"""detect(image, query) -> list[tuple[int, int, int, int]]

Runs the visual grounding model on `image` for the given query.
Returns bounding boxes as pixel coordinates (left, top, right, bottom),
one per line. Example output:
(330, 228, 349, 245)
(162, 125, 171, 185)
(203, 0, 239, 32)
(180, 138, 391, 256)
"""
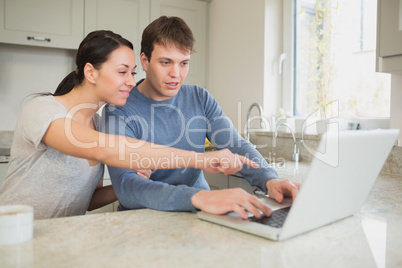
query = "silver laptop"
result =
(198, 129, 399, 241)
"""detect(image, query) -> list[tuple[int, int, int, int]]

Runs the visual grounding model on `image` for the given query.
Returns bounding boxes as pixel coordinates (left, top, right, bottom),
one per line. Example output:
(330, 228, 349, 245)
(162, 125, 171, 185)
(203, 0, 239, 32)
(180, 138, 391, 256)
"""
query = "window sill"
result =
(246, 117, 390, 140)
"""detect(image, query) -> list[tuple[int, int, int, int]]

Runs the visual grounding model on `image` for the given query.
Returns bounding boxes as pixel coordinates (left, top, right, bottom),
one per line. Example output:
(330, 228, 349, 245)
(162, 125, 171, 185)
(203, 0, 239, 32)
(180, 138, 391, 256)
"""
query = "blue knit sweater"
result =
(102, 79, 278, 212)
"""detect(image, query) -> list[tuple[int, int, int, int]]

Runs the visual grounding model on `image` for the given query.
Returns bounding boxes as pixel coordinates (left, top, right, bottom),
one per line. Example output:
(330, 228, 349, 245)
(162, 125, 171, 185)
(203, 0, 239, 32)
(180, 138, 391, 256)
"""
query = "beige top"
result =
(0, 96, 103, 219)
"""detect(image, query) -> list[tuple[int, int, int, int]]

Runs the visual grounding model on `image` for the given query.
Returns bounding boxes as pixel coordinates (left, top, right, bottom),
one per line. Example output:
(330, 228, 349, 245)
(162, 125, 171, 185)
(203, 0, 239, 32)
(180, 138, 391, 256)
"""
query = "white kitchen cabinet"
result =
(376, 0, 402, 74)
(84, 0, 150, 79)
(0, 162, 8, 186)
(150, 0, 208, 87)
(0, 0, 208, 84)
(0, 0, 84, 49)
(86, 167, 119, 214)
(84, 0, 208, 84)
(204, 173, 228, 190)
(228, 174, 256, 194)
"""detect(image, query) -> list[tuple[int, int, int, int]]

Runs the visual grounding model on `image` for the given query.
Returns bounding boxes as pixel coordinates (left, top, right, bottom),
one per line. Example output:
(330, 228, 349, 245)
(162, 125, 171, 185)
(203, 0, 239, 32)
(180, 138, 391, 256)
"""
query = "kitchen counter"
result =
(0, 170, 401, 268)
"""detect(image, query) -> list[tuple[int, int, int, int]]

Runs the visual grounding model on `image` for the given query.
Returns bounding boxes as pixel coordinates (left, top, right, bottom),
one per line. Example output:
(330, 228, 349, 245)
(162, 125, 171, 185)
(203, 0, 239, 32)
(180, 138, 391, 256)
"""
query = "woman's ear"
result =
(83, 63, 98, 84)
(140, 53, 149, 72)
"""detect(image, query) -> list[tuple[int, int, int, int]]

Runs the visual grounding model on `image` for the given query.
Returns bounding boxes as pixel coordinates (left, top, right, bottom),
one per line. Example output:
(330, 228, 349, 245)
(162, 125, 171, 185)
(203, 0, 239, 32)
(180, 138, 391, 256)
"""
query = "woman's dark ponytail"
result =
(54, 70, 80, 96)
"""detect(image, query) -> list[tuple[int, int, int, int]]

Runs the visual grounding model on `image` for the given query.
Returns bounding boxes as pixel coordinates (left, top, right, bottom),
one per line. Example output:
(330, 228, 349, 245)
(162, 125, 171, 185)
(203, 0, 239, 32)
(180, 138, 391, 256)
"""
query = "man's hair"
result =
(141, 16, 195, 60)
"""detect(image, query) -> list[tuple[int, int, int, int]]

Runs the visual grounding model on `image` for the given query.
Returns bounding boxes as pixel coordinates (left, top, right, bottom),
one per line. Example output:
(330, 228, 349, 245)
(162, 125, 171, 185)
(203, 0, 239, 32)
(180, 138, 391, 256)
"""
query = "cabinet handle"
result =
(27, 36, 51, 42)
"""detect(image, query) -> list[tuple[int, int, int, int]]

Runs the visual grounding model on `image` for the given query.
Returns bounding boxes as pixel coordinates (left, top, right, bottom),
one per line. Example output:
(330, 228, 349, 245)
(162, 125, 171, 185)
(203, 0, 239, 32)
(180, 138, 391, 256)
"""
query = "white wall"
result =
(0, 43, 75, 130)
(208, 0, 282, 134)
(391, 75, 402, 144)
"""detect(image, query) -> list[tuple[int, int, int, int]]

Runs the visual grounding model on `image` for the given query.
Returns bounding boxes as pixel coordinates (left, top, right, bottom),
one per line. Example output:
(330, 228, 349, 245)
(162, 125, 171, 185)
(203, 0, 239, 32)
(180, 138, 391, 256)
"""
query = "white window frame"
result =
(282, 0, 295, 117)
(281, 0, 390, 131)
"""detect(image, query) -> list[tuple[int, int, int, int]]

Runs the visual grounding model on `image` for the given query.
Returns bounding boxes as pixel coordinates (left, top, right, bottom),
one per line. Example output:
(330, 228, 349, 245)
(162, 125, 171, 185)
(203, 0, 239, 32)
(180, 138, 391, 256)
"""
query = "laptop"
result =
(198, 129, 399, 241)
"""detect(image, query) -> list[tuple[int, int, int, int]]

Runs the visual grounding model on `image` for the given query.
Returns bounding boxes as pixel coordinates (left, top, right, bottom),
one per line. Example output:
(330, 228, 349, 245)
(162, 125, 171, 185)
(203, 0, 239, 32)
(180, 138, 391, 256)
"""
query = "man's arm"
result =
(107, 165, 202, 211)
(101, 102, 263, 211)
(201, 88, 300, 200)
(201, 89, 276, 191)
(108, 164, 275, 218)
(101, 104, 202, 211)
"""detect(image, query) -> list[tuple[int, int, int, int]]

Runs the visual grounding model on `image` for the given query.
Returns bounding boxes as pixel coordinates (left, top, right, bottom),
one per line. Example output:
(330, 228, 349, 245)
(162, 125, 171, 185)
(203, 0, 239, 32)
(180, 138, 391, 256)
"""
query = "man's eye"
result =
(131, 72, 137, 76)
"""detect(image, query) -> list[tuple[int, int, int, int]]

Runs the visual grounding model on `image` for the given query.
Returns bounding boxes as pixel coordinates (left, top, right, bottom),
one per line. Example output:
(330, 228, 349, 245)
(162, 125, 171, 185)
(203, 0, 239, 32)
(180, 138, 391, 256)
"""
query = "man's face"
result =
(140, 43, 190, 101)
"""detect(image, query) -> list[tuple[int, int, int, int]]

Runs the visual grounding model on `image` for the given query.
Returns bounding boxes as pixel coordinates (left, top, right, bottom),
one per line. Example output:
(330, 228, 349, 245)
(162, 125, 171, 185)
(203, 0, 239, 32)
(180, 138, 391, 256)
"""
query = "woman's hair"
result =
(54, 30, 133, 96)
(141, 16, 195, 61)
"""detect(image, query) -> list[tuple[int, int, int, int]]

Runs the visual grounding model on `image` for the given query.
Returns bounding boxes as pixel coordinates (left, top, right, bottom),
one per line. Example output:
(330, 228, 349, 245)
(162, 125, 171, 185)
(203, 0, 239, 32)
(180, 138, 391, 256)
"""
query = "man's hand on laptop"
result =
(266, 179, 301, 202)
(191, 188, 272, 220)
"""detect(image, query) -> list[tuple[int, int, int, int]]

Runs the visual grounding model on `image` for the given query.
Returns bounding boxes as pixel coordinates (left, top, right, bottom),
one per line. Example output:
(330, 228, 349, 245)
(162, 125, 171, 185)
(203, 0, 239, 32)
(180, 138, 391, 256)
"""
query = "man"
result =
(103, 16, 300, 219)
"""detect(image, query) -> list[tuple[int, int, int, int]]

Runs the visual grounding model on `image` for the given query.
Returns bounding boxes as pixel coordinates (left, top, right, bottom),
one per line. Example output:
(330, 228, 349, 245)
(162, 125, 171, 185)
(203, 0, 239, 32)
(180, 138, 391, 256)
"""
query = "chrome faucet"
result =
(274, 123, 300, 162)
(246, 103, 264, 142)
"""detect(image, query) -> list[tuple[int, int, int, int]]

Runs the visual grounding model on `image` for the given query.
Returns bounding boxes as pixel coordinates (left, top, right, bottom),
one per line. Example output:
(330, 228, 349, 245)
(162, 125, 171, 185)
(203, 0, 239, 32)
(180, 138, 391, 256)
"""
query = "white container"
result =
(0, 205, 33, 246)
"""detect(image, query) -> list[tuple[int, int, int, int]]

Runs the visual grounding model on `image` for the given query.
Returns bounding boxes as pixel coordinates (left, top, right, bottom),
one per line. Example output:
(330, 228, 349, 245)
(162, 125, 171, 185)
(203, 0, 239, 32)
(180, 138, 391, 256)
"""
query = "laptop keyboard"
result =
(248, 207, 290, 228)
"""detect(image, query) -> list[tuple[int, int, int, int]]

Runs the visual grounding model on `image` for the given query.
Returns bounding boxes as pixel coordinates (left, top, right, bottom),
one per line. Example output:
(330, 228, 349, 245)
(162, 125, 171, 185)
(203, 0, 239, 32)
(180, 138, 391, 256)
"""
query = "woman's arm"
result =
(87, 169, 152, 211)
(42, 117, 257, 174)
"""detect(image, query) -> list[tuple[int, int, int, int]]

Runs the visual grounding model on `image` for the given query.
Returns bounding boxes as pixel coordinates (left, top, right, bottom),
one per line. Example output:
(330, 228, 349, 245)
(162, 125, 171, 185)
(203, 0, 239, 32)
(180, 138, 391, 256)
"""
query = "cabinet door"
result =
(228, 175, 256, 194)
(0, 0, 84, 49)
(0, 163, 8, 186)
(204, 173, 228, 190)
(150, 0, 208, 87)
(378, 0, 402, 57)
(85, 0, 150, 80)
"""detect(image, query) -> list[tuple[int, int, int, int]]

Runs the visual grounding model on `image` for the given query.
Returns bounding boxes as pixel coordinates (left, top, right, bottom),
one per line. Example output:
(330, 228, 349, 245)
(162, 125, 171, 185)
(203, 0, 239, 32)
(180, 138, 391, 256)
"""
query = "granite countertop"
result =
(0, 170, 401, 267)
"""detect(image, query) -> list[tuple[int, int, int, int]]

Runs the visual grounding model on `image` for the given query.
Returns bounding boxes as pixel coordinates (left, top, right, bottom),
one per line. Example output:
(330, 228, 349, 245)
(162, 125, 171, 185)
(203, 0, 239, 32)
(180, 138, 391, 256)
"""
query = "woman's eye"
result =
(131, 72, 137, 76)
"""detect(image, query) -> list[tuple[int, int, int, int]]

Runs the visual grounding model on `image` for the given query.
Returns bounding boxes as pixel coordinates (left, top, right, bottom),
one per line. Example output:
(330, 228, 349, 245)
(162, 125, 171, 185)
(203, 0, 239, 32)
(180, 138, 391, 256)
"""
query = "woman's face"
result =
(95, 46, 137, 106)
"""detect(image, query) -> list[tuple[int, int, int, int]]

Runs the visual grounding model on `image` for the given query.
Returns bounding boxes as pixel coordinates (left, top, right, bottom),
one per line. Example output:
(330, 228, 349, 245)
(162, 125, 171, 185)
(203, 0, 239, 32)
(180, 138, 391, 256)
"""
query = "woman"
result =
(0, 30, 257, 219)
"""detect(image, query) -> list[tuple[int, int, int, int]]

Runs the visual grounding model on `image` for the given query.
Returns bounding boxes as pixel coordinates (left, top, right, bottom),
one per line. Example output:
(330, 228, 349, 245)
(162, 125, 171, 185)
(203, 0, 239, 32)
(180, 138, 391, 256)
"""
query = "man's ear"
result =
(84, 63, 98, 84)
(140, 53, 149, 72)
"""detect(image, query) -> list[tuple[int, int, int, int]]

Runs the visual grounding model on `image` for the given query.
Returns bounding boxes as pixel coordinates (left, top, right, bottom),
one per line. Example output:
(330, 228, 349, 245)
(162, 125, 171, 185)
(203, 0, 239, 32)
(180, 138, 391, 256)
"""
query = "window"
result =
(283, 0, 391, 121)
